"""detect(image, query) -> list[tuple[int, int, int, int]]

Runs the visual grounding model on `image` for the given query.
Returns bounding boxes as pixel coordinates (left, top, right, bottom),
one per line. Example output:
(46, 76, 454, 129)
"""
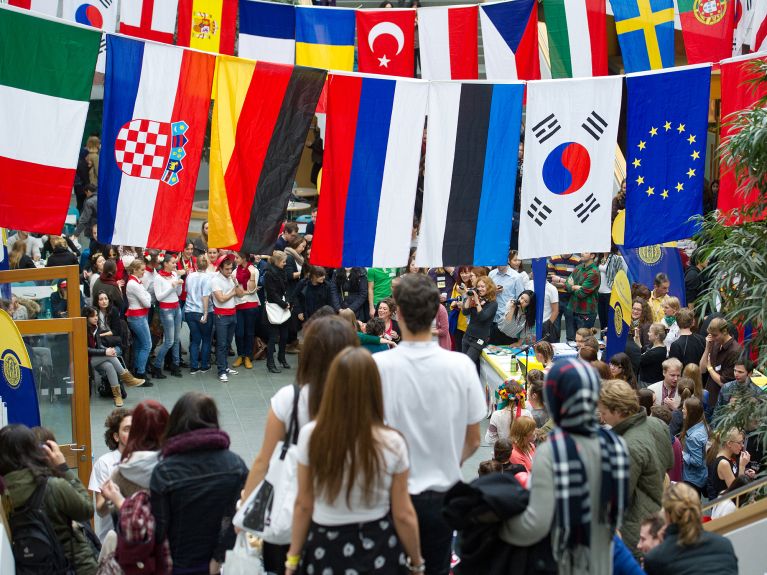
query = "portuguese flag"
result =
(0, 7, 100, 234)
(678, 0, 735, 64)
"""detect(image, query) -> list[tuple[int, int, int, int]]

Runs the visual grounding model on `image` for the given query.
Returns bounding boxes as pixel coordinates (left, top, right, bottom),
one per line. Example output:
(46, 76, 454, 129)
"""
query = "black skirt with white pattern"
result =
(299, 513, 408, 575)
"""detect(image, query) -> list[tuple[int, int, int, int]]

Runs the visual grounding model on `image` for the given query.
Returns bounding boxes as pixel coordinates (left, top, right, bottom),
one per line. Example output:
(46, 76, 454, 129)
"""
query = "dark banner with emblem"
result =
(619, 244, 686, 306)
(605, 270, 631, 362)
(0, 309, 40, 427)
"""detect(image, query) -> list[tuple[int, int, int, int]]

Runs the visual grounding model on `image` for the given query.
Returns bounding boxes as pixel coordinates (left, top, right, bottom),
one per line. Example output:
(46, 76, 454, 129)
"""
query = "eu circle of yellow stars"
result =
(631, 120, 700, 200)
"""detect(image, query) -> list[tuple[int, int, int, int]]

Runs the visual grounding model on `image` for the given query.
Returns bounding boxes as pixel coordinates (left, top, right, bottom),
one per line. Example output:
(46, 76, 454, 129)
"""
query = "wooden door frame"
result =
(0, 265, 92, 485)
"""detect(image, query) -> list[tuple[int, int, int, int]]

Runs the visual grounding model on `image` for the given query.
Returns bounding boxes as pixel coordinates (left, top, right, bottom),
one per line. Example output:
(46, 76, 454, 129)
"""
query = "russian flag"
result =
(480, 0, 540, 80)
(417, 81, 524, 267)
(418, 5, 478, 80)
(98, 36, 215, 250)
(238, 0, 295, 65)
(311, 74, 428, 268)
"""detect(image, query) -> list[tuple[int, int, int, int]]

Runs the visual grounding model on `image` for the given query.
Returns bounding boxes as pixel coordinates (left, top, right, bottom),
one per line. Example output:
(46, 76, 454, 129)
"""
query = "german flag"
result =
(208, 56, 326, 253)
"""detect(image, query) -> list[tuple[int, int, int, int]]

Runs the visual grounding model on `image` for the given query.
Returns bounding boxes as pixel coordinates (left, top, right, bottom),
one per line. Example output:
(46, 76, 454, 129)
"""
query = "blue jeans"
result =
(186, 312, 212, 370)
(235, 307, 258, 359)
(552, 292, 576, 341)
(574, 312, 597, 330)
(127, 315, 151, 374)
(214, 314, 237, 375)
(154, 306, 181, 369)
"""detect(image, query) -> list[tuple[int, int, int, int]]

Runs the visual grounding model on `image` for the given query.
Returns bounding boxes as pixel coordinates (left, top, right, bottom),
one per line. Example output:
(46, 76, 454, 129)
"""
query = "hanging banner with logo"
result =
(0, 309, 40, 427)
(605, 269, 631, 361)
(619, 244, 686, 306)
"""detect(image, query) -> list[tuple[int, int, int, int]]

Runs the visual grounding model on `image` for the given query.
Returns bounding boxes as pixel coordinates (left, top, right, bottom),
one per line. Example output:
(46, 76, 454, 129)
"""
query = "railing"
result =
(704, 475, 767, 535)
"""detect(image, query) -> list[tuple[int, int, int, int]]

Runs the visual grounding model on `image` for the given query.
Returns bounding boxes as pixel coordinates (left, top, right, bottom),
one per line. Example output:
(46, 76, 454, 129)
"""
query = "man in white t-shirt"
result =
(87, 408, 132, 542)
(526, 272, 560, 342)
(374, 274, 486, 575)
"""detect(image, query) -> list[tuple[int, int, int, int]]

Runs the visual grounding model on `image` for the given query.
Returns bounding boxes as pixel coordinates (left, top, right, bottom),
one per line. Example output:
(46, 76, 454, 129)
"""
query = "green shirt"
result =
(368, 267, 399, 305)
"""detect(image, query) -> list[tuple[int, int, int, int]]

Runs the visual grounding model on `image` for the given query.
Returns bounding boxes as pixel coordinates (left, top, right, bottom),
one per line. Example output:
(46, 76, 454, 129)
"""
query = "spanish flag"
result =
(177, 0, 237, 55)
(295, 5, 355, 72)
(208, 56, 326, 254)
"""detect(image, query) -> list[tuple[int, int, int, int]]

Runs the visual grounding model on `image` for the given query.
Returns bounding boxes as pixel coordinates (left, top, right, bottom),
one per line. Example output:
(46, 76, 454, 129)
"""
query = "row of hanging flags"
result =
(4, 0, 767, 80)
(0, 4, 766, 266)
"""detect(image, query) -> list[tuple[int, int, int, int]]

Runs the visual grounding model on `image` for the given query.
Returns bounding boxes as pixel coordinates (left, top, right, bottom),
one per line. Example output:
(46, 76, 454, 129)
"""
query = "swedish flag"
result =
(610, 0, 675, 72)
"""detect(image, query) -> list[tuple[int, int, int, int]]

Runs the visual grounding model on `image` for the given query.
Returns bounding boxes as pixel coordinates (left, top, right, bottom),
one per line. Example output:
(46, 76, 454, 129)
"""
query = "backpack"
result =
(115, 491, 172, 575)
(9, 478, 73, 575)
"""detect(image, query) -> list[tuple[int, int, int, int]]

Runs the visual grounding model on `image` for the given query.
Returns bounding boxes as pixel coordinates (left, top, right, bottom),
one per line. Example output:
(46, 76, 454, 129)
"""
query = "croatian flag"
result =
(418, 5, 478, 80)
(98, 36, 215, 250)
(479, 0, 540, 80)
(238, 0, 295, 64)
(417, 81, 524, 267)
(311, 74, 428, 268)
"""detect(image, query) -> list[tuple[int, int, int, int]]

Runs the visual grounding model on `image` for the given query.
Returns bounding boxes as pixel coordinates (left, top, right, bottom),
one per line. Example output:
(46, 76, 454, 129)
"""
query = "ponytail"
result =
(663, 482, 702, 546)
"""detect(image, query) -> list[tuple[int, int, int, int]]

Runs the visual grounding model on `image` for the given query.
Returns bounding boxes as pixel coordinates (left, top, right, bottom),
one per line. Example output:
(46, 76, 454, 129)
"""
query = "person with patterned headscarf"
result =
(500, 358, 630, 575)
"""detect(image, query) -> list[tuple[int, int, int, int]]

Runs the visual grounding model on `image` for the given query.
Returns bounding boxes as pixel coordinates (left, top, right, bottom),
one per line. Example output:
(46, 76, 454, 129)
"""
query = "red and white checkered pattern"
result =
(114, 119, 172, 180)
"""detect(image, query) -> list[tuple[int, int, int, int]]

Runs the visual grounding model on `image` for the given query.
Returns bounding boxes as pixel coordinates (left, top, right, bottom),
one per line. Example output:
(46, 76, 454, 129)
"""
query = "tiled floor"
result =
(89, 348, 494, 482)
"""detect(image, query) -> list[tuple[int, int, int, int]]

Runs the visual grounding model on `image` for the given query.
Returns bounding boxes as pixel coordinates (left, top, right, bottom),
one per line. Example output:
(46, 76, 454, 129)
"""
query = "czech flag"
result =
(311, 74, 428, 268)
(98, 36, 215, 250)
(479, 0, 540, 81)
(295, 6, 355, 72)
(418, 5, 478, 80)
(208, 57, 326, 254)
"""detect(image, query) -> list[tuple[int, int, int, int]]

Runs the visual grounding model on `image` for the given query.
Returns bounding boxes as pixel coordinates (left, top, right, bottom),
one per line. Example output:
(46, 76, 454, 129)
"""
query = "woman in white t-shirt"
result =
(485, 380, 532, 444)
(241, 315, 359, 574)
(285, 347, 423, 575)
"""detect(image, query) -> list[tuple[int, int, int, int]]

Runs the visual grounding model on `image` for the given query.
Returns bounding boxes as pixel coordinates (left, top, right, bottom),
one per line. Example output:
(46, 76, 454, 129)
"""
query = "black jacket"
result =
(151, 430, 248, 573)
(263, 264, 289, 309)
(293, 278, 335, 318)
(444, 473, 556, 575)
(330, 268, 368, 319)
(644, 524, 737, 575)
(46, 246, 79, 268)
(463, 299, 498, 347)
(285, 255, 302, 300)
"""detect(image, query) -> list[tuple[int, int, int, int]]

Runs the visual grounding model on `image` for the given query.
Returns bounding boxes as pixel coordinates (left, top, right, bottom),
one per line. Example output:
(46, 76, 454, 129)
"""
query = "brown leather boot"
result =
(119, 371, 145, 388)
(111, 385, 124, 407)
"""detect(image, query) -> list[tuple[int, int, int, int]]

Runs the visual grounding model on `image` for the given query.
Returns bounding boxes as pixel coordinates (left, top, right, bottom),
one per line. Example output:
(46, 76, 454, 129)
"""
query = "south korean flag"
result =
(519, 76, 622, 259)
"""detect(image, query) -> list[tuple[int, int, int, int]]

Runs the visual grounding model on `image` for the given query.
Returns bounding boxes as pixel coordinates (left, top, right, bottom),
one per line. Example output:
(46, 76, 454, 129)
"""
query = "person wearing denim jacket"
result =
(681, 397, 709, 494)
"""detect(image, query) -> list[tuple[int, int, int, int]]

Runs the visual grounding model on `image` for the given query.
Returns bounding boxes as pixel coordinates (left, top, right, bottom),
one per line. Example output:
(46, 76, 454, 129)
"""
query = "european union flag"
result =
(619, 245, 686, 307)
(610, 0, 675, 72)
(624, 65, 711, 248)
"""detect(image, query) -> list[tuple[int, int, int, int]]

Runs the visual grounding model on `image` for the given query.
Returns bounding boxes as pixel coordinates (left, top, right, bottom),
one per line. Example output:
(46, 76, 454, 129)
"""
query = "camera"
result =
(466, 290, 475, 297)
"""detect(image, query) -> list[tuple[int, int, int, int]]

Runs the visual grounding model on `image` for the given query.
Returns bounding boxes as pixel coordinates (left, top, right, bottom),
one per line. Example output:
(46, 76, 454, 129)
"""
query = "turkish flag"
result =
(357, 9, 416, 78)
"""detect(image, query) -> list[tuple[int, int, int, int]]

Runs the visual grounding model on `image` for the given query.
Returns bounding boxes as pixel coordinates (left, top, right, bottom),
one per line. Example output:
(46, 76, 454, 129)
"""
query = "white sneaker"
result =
(219, 373, 228, 382)
(226, 368, 238, 376)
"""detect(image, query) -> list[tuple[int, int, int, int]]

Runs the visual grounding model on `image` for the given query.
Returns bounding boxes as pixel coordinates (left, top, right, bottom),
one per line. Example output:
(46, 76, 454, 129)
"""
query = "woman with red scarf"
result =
(232, 252, 260, 370)
(152, 254, 183, 379)
(93, 259, 125, 311)
(176, 240, 198, 315)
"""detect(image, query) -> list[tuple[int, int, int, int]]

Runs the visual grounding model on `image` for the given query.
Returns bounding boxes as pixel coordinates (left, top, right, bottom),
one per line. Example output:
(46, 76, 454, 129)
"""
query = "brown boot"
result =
(233, 356, 244, 368)
(111, 385, 124, 408)
(119, 371, 145, 388)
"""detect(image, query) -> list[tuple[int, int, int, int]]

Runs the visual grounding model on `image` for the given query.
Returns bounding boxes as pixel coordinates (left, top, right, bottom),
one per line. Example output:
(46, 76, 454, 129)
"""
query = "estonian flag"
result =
(417, 81, 524, 267)
(310, 74, 428, 268)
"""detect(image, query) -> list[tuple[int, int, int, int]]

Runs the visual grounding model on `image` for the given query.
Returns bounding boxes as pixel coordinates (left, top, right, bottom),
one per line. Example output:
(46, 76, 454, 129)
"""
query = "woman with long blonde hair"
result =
(644, 482, 737, 574)
(9, 240, 35, 270)
(286, 347, 423, 574)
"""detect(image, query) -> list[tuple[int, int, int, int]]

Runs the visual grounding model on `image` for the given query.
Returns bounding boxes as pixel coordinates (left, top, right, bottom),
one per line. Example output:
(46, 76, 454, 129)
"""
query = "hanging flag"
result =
(0, 8, 99, 235)
(238, 0, 294, 64)
(177, 0, 237, 55)
(605, 269, 631, 361)
(619, 244, 686, 305)
(208, 57, 325, 254)
(0, 309, 40, 427)
(6, 0, 57, 15)
(417, 81, 524, 267)
(732, 0, 753, 55)
(119, 0, 178, 44)
(62, 0, 118, 73)
(357, 9, 416, 77)
(678, 0, 735, 64)
(718, 52, 767, 223)
(750, 2, 767, 51)
(479, 0, 540, 80)
(418, 5, 478, 80)
(532, 257, 547, 340)
(624, 65, 710, 248)
(610, 0, 675, 72)
(311, 74, 427, 268)
(295, 5, 355, 72)
(98, 36, 215, 250)
(518, 76, 622, 259)
(0, 228, 10, 301)
(543, 0, 608, 78)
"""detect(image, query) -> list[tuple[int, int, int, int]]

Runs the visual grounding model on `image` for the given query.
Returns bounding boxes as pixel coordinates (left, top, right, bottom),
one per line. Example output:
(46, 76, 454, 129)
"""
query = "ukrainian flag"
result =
(295, 6, 355, 72)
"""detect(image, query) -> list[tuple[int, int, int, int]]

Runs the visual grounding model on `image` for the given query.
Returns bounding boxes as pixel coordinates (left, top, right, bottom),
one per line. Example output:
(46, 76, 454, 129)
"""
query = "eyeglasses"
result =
(728, 440, 745, 446)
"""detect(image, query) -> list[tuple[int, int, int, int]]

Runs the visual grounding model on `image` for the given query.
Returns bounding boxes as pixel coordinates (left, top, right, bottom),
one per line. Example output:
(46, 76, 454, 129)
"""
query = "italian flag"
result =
(543, 0, 608, 78)
(0, 7, 100, 234)
(678, 0, 735, 64)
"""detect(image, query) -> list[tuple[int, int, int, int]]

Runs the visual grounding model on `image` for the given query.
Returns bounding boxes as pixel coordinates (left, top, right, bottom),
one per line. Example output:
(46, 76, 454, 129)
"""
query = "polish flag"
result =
(418, 5, 478, 80)
(357, 9, 416, 77)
